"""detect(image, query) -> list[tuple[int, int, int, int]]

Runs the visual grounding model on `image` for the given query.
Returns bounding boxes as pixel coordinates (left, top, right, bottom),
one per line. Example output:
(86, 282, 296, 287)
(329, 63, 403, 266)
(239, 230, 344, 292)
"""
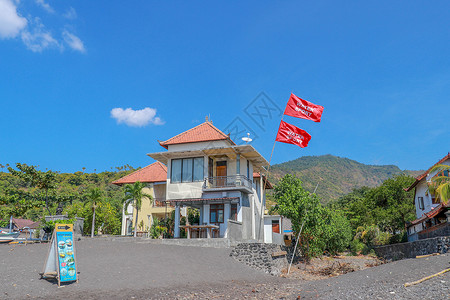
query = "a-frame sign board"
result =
(42, 224, 78, 287)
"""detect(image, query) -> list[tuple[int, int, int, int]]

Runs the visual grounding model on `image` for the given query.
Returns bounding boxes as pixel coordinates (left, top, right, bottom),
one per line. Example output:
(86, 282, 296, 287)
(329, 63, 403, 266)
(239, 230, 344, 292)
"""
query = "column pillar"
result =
(174, 204, 180, 238)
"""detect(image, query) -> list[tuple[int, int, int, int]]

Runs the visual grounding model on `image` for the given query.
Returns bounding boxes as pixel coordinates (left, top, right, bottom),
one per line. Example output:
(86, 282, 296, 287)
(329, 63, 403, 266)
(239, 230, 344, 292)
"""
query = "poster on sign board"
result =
(41, 224, 78, 286)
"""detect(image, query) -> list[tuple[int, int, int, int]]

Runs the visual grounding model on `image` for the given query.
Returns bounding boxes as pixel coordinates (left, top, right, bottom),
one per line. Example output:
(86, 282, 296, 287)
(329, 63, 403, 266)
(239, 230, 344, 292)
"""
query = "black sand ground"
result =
(1, 238, 449, 299)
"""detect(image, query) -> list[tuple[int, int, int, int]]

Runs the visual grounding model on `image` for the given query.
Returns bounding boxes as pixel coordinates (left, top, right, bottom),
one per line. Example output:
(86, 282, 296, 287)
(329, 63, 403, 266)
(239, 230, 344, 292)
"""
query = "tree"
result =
(273, 174, 351, 257)
(8, 163, 56, 214)
(429, 164, 450, 204)
(122, 181, 152, 237)
(85, 187, 103, 238)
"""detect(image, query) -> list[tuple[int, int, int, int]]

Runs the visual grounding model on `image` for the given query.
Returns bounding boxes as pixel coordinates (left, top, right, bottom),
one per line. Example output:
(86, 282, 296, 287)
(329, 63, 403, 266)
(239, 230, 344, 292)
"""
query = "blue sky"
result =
(0, 1, 449, 173)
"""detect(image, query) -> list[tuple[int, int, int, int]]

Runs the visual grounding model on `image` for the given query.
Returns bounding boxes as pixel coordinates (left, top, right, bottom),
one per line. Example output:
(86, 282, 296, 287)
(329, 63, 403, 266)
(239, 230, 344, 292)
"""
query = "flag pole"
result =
(257, 114, 284, 241)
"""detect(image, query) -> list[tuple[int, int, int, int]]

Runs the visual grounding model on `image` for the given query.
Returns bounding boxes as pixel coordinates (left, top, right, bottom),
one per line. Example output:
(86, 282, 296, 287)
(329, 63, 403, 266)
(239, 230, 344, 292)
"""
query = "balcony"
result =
(153, 199, 174, 208)
(202, 175, 253, 194)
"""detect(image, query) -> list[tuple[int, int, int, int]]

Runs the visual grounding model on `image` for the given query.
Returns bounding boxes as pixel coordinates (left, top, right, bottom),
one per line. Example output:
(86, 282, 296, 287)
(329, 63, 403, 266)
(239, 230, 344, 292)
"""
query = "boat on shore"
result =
(0, 231, 20, 243)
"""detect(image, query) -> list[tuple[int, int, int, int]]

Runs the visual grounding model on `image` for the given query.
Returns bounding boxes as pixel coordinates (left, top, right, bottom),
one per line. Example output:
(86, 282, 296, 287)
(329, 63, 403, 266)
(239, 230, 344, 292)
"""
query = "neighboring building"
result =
(406, 153, 450, 241)
(112, 161, 174, 236)
(146, 120, 272, 241)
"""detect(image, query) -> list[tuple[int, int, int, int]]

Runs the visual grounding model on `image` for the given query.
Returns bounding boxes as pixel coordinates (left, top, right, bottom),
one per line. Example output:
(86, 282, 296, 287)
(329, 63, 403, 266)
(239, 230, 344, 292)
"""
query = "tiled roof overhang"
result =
(409, 202, 450, 226)
(406, 152, 450, 192)
(112, 161, 167, 185)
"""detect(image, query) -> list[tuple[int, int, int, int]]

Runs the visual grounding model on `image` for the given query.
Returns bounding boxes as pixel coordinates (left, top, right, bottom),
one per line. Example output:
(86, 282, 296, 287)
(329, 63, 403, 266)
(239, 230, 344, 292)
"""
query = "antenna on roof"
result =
(205, 115, 212, 124)
(241, 133, 252, 144)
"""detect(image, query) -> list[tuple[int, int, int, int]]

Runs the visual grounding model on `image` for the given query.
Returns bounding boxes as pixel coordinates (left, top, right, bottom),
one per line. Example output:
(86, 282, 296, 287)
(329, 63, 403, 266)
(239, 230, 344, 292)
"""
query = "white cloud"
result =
(0, 0, 27, 39)
(20, 18, 61, 52)
(62, 30, 85, 53)
(0, 1, 86, 54)
(111, 107, 165, 127)
(63, 7, 77, 20)
(35, 0, 54, 13)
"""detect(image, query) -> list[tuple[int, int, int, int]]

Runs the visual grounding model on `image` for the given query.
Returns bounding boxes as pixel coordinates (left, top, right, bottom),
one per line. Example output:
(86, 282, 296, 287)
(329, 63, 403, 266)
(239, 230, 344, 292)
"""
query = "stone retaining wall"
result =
(230, 243, 289, 275)
(374, 236, 450, 261)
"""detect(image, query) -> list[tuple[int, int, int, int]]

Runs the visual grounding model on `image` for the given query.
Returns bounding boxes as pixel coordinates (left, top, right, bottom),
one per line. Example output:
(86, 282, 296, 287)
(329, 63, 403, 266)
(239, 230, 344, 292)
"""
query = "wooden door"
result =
(216, 161, 227, 187)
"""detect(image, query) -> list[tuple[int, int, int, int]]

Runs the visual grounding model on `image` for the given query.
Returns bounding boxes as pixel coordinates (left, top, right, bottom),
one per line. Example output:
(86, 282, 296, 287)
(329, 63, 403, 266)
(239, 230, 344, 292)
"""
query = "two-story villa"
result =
(112, 161, 174, 236)
(144, 120, 271, 241)
(406, 152, 450, 241)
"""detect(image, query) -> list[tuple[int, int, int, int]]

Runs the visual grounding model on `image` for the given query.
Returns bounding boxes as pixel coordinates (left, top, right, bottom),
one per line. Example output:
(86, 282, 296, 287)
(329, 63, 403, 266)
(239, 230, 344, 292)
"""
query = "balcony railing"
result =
(203, 175, 253, 191)
(153, 198, 173, 207)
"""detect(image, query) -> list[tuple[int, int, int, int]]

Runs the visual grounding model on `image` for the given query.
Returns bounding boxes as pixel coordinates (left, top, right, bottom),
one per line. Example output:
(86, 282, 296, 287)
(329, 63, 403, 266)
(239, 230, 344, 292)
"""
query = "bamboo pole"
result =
(404, 268, 450, 287)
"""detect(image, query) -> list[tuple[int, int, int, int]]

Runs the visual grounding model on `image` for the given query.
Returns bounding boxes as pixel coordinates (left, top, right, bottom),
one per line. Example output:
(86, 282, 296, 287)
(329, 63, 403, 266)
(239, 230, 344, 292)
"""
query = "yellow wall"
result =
(131, 184, 174, 231)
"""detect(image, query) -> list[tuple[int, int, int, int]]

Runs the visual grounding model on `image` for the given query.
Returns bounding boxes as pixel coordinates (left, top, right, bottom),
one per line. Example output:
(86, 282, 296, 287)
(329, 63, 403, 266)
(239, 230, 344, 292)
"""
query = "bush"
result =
(323, 209, 353, 254)
(350, 239, 366, 255)
(149, 218, 167, 239)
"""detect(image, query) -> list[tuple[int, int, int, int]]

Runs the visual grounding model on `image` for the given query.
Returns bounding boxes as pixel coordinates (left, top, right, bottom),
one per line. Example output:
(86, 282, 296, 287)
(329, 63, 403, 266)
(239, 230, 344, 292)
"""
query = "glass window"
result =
(171, 157, 204, 183)
(210, 204, 224, 224)
(418, 197, 424, 210)
(210, 211, 217, 223)
(193, 157, 204, 181)
(171, 159, 182, 183)
(247, 160, 250, 178)
(231, 204, 237, 221)
(182, 159, 193, 182)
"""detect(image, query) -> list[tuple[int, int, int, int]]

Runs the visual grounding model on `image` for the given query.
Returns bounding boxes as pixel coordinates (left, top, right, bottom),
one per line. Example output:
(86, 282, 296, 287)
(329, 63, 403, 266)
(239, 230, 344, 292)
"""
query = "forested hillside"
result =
(269, 155, 422, 203)
(0, 164, 137, 235)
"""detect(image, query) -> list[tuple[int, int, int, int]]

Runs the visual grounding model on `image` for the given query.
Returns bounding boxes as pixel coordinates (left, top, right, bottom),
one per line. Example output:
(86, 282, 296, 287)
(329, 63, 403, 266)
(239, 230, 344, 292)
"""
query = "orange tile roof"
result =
(112, 161, 167, 185)
(406, 152, 450, 191)
(253, 172, 273, 189)
(159, 121, 235, 149)
(409, 202, 449, 225)
(12, 218, 40, 230)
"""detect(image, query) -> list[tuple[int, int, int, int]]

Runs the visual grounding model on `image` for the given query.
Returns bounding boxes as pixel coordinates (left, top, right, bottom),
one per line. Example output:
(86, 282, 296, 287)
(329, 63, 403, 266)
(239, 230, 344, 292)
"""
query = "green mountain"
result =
(268, 154, 422, 204)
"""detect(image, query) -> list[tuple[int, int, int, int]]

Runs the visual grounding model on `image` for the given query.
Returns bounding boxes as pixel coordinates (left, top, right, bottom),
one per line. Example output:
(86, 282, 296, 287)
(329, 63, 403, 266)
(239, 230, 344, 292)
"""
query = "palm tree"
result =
(122, 181, 152, 237)
(85, 187, 103, 238)
(429, 164, 450, 204)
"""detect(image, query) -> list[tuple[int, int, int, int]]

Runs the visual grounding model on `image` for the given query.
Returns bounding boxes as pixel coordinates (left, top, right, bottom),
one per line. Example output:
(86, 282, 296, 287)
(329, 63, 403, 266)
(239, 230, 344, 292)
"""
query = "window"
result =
(272, 220, 280, 233)
(182, 159, 193, 182)
(171, 157, 204, 183)
(210, 204, 224, 223)
(418, 197, 424, 210)
(193, 157, 204, 181)
(247, 160, 250, 178)
(230, 204, 237, 221)
(171, 159, 182, 183)
(208, 158, 214, 178)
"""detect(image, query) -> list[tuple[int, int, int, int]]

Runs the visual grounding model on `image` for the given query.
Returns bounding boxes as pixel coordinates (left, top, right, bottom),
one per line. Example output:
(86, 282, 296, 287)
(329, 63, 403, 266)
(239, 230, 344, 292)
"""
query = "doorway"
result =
(216, 161, 227, 187)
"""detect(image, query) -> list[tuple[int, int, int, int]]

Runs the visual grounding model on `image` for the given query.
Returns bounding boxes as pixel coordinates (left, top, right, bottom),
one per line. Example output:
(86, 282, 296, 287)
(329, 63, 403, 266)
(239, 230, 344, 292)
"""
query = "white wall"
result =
(414, 158, 449, 218)
(263, 216, 282, 243)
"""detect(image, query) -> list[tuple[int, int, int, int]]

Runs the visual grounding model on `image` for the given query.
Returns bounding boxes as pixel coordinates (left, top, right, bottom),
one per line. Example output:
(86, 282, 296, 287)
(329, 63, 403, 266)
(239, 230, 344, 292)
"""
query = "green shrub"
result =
(350, 239, 366, 255)
(149, 218, 167, 239)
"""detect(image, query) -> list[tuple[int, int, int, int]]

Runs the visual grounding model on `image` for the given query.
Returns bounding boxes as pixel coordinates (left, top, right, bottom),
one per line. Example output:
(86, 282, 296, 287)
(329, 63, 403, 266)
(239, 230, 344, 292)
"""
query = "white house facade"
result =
(147, 120, 272, 241)
(406, 153, 450, 241)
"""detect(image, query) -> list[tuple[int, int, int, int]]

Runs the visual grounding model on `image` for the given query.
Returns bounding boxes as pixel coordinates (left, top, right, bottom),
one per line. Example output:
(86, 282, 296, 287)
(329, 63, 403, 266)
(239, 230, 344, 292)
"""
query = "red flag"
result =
(275, 121, 311, 148)
(284, 93, 324, 122)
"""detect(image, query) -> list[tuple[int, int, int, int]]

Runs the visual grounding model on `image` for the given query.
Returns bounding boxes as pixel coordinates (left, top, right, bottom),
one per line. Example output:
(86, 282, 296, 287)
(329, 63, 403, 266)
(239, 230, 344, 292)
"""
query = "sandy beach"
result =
(1, 238, 449, 299)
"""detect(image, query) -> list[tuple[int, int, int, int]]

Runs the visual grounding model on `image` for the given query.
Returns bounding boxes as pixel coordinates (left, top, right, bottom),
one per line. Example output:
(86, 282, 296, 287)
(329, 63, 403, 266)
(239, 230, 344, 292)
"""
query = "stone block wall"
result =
(374, 236, 450, 261)
(230, 243, 288, 275)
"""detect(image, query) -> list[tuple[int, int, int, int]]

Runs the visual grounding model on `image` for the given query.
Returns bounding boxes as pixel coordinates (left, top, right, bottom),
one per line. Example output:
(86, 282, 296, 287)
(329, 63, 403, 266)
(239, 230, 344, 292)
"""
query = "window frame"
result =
(418, 196, 424, 210)
(210, 204, 224, 224)
(230, 203, 237, 221)
(170, 157, 204, 183)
